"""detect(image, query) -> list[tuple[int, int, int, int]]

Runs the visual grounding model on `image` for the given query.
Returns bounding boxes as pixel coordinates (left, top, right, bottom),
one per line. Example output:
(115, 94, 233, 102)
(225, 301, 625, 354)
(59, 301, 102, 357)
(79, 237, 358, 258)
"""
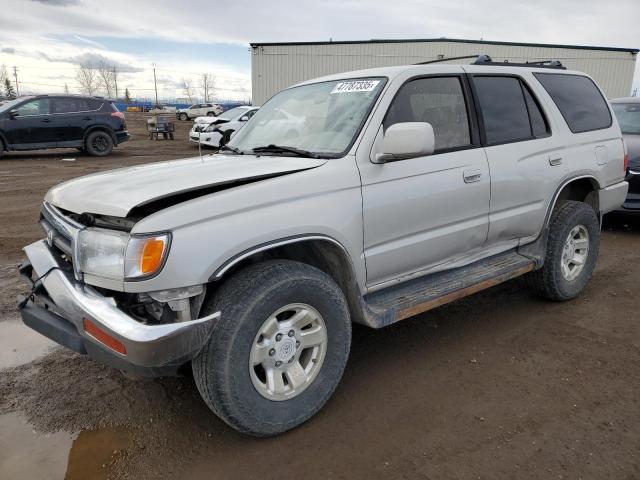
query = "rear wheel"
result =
(84, 131, 113, 157)
(526, 200, 600, 300)
(207, 111, 215, 116)
(179, 113, 188, 121)
(192, 260, 351, 436)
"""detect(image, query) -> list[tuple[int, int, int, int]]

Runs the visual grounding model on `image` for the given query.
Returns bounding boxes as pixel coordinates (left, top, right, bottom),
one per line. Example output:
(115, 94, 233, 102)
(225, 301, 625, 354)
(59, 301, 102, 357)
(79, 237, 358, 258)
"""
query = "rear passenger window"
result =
(384, 76, 471, 151)
(54, 98, 90, 114)
(534, 73, 612, 133)
(473, 77, 532, 144)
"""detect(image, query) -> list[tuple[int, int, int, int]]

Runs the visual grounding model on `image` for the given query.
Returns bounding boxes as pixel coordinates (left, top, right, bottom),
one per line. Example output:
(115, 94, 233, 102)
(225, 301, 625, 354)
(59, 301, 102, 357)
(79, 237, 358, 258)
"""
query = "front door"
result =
(8, 98, 54, 147)
(359, 75, 491, 287)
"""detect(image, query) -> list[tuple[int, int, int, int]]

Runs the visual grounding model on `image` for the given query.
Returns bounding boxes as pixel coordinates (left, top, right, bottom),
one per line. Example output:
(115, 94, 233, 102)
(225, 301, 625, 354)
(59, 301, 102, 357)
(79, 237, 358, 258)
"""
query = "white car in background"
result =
(177, 103, 223, 121)
(189, 106, 259, 148)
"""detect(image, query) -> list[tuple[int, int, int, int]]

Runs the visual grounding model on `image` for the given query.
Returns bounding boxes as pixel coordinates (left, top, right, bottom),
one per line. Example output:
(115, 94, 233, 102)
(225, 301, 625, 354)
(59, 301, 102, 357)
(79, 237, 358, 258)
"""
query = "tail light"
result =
(622, 138, 629, 173)
(111, 111, 125, 120)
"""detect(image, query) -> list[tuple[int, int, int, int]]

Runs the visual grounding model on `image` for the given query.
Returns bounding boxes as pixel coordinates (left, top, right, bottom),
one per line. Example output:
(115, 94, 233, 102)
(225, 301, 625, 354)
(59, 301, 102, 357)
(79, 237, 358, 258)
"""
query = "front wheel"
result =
(192, 260, 351, 436)
(526, 200, 600, 300)
(179, 113, 188, 121)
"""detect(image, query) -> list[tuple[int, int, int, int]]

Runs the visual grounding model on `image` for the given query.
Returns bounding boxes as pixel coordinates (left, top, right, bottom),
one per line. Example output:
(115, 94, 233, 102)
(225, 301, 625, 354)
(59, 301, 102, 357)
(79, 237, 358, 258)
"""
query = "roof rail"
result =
(413, 54, 480, 65)
(472, 54, 566, 69)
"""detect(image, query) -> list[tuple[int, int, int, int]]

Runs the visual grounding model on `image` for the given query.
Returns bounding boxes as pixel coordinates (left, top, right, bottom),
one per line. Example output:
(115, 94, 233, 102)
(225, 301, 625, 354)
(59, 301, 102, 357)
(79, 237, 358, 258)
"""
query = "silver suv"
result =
(18, 57, 629, 436)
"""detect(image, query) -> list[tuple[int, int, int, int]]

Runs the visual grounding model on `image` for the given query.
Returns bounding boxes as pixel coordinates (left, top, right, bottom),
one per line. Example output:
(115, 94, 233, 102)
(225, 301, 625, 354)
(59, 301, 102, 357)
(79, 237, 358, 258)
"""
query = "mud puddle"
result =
(0, 319, 57, 369)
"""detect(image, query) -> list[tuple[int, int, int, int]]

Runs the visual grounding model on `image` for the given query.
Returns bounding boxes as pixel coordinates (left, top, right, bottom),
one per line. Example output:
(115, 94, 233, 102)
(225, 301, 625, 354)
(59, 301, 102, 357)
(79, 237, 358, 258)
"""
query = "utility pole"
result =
(113, 66, 118, 99)
(153, 67, 158, 106)
(13, 66, 18, 96)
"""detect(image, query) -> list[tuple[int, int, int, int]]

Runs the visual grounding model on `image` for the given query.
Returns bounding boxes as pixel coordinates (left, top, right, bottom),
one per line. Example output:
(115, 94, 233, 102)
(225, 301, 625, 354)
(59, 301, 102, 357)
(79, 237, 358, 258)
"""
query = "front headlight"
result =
(77, 228, 170, 280)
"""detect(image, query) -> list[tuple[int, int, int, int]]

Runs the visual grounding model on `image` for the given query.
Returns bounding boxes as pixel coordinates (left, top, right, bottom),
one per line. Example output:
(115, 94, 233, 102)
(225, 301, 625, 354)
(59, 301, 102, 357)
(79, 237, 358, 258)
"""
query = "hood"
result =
(45, 154, 326, 217)
(623, 134, 640, 170)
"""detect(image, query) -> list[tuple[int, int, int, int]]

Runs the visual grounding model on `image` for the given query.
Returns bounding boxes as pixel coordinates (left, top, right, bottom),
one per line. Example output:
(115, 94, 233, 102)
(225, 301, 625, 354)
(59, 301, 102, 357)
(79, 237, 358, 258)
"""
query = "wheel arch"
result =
(209, 235, 367, 325)
(519, 175, 601, 267)
(83, 125, 116, 145)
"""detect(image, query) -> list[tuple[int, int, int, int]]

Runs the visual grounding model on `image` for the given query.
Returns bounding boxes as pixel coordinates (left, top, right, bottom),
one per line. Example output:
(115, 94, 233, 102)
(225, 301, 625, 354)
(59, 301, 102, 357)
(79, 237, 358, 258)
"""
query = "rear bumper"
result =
(599, 180, 629, 214)
(17, 240, 218, 376)
(115, 131, 130, 145)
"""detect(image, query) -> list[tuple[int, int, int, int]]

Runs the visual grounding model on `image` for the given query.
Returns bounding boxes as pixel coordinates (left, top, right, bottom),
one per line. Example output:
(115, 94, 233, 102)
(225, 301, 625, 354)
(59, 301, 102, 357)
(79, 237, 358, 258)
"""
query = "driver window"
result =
(16, 98, 51, 116)
(383, 77, 471, 151)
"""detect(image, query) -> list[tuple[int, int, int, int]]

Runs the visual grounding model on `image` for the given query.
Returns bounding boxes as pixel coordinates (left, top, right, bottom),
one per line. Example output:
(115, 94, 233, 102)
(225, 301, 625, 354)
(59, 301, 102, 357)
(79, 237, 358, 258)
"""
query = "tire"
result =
(207, 111, 215, 116)
(192, 260, 351, 436)
(179, 113, 188, 121)
(84, 130, 113, 157)
(219, 129, 234, 146)
(526, 200, 600, 300)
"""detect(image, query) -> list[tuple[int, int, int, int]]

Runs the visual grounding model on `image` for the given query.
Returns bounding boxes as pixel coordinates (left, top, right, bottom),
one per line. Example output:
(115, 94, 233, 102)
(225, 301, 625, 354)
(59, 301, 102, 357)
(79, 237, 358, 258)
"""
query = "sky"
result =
(0, 0, 638, 102)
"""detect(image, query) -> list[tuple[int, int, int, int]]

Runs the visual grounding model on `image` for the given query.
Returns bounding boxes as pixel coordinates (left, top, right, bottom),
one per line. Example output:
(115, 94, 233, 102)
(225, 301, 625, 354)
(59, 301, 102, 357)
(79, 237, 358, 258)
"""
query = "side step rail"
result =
(362, 251, 535, 328)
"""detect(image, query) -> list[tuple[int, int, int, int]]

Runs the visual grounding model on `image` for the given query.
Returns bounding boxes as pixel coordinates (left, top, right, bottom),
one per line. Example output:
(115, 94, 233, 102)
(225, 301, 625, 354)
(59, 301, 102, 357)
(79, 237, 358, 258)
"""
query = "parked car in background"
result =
(18, 60, 627, 437)
(611, 97, 640, 213)
(0, 94, 129, 157)
(176, 103, 223, 121)
(189, 106, 258, 148)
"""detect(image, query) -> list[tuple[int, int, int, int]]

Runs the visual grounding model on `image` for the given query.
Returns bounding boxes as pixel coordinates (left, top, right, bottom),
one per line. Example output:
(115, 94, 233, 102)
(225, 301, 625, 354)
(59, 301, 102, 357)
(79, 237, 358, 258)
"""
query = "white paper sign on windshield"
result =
(330, 80, 380, 94)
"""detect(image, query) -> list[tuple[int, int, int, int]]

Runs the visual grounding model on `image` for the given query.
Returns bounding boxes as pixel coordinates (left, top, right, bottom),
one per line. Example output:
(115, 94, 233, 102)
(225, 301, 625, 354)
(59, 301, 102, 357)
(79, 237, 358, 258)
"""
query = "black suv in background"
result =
(0, 95, 129, 157)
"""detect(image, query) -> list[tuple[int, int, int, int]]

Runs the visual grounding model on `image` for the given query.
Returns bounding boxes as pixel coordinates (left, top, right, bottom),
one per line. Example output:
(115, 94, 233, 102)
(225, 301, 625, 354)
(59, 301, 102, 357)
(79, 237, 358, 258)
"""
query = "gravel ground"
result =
(0, 113, 639, 479)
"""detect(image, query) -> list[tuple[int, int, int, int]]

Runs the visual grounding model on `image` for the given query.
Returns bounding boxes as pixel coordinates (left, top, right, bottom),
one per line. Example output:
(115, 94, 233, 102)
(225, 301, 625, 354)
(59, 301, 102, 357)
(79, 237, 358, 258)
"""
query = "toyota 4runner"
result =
(18, 57, 629, 436)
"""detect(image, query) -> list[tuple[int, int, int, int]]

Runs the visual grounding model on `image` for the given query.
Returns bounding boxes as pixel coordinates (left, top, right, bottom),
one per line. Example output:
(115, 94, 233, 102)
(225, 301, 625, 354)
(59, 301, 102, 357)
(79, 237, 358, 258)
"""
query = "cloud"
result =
(39, 51, 144, 73)
(29, 0, 81, 6)
(1, 48, 15, 54)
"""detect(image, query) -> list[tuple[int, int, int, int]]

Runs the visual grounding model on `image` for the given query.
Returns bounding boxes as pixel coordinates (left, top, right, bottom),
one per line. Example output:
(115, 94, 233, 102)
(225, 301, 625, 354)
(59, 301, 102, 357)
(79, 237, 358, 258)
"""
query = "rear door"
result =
(359, 74, 491, 287)
(52, 97, 96, 146)
(469, 74, 556, 248)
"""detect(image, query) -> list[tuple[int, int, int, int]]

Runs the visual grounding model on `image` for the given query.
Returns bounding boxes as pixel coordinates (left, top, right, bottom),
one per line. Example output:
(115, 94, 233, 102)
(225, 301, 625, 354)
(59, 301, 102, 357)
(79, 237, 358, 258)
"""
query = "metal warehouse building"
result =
(250, 38, 638, 105)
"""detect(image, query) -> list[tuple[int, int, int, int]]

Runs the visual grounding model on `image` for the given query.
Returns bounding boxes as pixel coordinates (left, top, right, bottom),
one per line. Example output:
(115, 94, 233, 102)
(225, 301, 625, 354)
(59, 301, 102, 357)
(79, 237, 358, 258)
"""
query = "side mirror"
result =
(374, 122, 435, 164)
(240, 116, 249, 122)
(9, 109, 18, 119)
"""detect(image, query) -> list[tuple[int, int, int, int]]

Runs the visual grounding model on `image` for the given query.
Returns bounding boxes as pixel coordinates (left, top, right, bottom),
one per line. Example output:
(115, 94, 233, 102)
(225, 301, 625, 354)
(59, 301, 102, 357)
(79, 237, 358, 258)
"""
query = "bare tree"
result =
(199, 73, 215, 102)
(76, 62, 99, 95)
(97, 63, 118, 98)
(0, 65, 7, 89)
(64, 83, 69, 95)
(182, 77, 195, 103)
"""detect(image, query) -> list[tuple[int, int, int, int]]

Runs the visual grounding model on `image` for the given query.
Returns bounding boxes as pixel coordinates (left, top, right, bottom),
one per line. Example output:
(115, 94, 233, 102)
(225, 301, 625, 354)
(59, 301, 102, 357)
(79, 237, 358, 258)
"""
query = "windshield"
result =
(0, 96, 33, 113)
(613, 103, 640, 134)
(220, 107, 250, 120)
(228, 78, 386, 157)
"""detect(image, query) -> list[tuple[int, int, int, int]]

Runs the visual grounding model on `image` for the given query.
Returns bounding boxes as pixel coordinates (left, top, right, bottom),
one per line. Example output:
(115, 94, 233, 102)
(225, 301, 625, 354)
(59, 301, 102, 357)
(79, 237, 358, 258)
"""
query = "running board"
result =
(362, 251, 535, 328)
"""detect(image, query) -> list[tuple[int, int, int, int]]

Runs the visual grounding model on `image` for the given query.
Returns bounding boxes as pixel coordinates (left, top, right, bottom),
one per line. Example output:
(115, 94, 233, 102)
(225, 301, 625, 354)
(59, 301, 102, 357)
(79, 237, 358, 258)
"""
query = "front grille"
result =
(40, 203, 83, 277)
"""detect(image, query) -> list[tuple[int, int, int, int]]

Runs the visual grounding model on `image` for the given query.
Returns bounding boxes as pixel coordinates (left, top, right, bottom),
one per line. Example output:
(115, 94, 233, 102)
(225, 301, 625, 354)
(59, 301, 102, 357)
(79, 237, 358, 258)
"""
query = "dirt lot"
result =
(1, 112, 639, 479)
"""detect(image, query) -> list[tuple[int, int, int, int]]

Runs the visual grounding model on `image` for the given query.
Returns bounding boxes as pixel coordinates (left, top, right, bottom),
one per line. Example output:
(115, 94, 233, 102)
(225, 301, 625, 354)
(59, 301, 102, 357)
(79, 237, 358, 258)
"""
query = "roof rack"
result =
(413, 54, 480, 65)
(472, 54, 566, 69)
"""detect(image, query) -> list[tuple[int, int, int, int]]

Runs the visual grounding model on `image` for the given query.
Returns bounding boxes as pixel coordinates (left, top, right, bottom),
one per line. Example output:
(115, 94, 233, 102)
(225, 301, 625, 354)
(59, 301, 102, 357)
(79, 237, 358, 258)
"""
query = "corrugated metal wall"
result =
(251, 40, 637, 104)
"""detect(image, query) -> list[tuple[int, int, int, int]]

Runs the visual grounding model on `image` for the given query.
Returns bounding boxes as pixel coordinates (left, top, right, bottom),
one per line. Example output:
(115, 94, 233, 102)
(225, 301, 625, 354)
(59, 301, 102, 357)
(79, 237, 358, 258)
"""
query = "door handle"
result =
(549, 155, 563, 166)
(463, 169, 482, 183)
(82, 117, 92, 121)
(41, 118, 51, 123)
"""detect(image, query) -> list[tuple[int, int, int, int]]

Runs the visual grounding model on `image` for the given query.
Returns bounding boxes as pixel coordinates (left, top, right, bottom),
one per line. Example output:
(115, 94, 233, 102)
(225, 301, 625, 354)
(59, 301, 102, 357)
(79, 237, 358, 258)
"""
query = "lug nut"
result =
(275, 361, 282, 367)
(269, 348, 275, 356)
(288, 330, 295, 337)
(276, 333, 283, 341)
(296, 341, 300, 348)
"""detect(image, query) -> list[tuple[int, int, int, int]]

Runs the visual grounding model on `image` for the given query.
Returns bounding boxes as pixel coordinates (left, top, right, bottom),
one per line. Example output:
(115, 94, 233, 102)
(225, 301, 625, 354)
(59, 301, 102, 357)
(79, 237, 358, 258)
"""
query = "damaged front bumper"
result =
(18, 240, 219, 376)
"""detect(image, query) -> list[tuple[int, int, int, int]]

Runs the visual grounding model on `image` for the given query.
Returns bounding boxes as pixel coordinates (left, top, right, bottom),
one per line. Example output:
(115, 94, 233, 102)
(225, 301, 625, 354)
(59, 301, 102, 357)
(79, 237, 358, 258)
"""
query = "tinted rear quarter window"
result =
(535, 73, 611, 133)
(473, 76, 531, 144)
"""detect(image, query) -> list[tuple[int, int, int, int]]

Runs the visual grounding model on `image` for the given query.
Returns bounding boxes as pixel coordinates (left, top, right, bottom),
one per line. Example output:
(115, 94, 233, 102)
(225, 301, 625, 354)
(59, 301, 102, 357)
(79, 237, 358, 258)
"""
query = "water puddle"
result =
(0, 412, 132, 479)
(0, 319, 57, 369)
(0, 412, 74, 479)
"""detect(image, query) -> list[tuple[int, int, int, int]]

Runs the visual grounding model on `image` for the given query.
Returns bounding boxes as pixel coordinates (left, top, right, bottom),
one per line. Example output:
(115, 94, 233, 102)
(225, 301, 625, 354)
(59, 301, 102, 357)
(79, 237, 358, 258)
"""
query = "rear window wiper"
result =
(252, 144, 320, 158)
(219, 144, 243, 154)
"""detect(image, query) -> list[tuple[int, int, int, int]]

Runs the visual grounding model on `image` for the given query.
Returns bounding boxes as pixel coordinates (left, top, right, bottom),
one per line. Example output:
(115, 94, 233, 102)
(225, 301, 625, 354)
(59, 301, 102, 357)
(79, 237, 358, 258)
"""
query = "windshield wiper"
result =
(252, 144, 320, 158)
(219, 144, 243, 154)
